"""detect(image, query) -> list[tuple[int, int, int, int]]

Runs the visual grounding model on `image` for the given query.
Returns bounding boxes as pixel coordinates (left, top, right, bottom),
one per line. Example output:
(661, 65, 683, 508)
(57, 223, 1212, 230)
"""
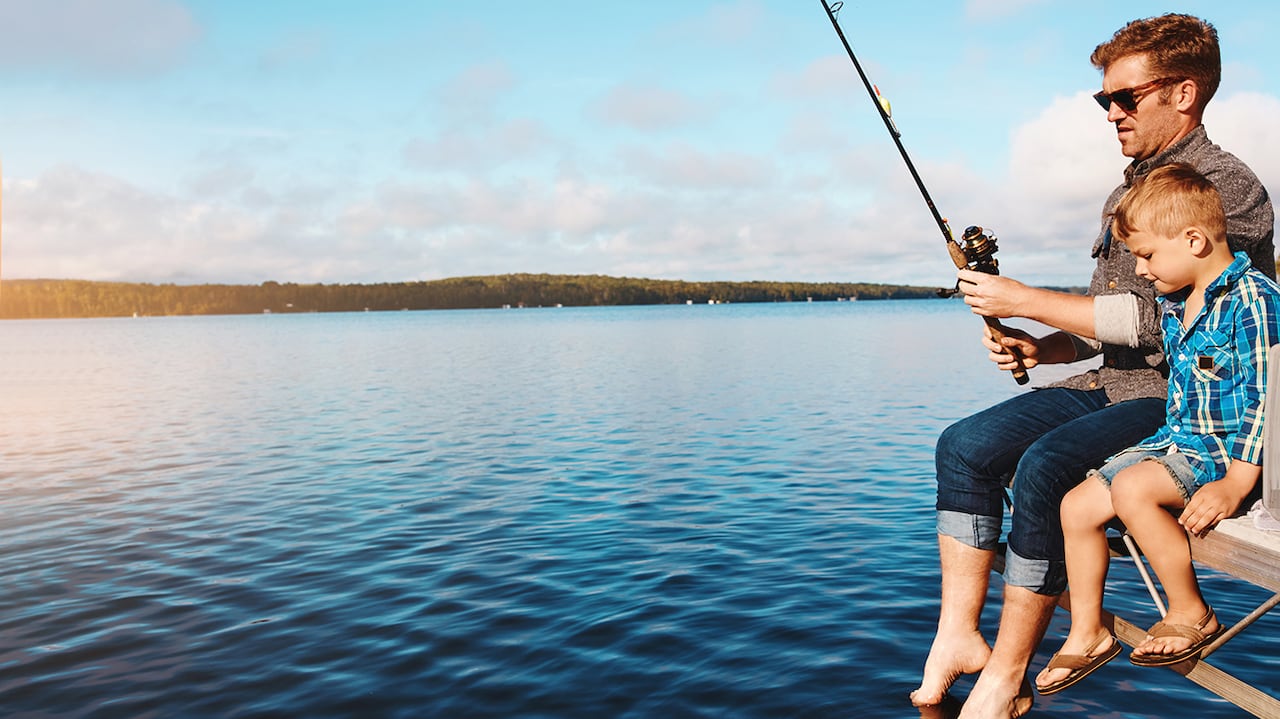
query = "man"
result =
(909, 14, 1275, 719)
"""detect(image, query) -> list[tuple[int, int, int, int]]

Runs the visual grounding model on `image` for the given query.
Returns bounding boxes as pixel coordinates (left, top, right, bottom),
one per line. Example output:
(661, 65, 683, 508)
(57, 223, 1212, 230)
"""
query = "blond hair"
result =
(1111, 163, 1226, 243)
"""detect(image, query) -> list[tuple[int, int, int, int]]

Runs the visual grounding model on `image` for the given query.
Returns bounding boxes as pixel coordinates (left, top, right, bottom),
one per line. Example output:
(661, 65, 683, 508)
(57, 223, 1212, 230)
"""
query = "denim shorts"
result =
(1087, 446, 1201, 503)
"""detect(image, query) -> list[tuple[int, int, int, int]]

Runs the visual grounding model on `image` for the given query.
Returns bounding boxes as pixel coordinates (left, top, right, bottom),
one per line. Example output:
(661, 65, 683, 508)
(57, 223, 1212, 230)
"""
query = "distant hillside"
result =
(0, 274, 957, 320)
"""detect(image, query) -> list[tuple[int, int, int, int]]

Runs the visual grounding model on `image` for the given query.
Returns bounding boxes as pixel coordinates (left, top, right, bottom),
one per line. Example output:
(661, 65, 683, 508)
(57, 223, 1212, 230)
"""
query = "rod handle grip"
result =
(984, 317, 1031, 385)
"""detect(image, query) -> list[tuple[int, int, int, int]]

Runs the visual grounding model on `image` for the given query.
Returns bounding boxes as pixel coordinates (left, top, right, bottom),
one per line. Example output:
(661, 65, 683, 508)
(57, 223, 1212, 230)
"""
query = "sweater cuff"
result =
(1094, 293, 1140, 348)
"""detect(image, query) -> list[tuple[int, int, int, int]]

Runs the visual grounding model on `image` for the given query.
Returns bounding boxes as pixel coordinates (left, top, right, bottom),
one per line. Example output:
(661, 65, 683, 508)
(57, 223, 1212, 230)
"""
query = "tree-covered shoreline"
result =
(0, 273, 1029, 320)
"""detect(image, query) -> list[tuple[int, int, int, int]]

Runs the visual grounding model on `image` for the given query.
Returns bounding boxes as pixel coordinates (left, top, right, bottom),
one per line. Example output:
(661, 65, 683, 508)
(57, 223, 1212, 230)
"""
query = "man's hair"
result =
(1091, 14, 1221, 111)
(1112, 163, 1226, 243)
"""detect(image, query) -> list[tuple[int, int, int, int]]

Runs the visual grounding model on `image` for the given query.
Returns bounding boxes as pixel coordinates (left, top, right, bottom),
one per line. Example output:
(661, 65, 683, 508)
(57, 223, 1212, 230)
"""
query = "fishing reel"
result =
(959, 225, 1001, 274)
(939, 225, 1002, 297)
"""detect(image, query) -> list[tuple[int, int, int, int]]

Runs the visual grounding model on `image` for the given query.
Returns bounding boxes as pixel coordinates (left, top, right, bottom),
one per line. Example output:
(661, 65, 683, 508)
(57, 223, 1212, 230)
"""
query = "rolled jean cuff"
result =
(1004, 546, 1067, 596)
(937, 510, 1002, 551)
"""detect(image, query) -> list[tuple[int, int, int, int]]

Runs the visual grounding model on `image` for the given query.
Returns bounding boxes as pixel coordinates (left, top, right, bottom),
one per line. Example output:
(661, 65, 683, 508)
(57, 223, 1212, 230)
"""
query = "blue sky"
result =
(3, 0, 1279, 287)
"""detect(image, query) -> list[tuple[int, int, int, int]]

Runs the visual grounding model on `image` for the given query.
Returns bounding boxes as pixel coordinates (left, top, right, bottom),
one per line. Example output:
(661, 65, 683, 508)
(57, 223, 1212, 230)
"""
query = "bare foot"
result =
(1034, 630, 1115, 691)
(916, 693, 963, 719)
(910, 630, 991, 706)
(957, 674, 1033, 719)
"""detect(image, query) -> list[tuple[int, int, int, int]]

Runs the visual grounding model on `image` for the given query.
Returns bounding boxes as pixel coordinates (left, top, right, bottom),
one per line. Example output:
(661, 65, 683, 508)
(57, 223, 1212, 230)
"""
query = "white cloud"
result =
(660, 0, 768, 46)
(773, 55, 874, 101)
(403, 119, 553, 173)
(992, 89, 1124, 277)
(617, 142, 774, 190)
(1008, 92, 1120, 207)
(0, 0, 200, 75)
(257, 29, 331, 74)
(435, 61, 517, 127)
(592, 83, 709, 132)
(0, 131, 1011, 285)
(7, 166, 252, 281)
(549, 180, 615, 235)
(9, 71, 1277, 290)
(185, 163, 259, 199)
(6, 166, 400, 283)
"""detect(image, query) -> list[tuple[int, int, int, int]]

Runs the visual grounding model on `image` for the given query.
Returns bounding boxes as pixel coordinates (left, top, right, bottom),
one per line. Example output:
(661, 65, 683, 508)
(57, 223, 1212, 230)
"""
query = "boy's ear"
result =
(1184, 226, 1212, 255)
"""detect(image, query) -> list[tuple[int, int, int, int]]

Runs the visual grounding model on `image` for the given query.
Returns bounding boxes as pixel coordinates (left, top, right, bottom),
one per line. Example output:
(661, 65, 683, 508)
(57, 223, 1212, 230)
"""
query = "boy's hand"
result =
(1180, 483, 1240, 535)
(1179, 462, 1258, 535)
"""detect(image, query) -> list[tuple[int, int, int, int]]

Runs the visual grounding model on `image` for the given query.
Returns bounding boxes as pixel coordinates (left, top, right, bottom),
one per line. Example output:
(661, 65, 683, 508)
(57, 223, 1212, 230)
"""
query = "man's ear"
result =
(1173, 79, 1199, 113)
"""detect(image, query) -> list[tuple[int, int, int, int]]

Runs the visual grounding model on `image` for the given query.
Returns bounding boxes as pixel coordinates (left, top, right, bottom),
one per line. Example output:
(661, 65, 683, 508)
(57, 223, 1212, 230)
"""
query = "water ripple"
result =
(0, 305, 1272, 717)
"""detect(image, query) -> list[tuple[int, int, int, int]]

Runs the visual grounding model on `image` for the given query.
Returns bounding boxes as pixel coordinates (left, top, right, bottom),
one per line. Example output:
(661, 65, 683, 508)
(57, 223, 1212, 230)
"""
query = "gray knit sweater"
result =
(1051, 124, 1275, 404)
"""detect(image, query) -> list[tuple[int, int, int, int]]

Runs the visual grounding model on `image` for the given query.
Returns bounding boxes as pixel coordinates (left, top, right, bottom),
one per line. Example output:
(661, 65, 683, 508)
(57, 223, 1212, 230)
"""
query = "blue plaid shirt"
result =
(1133, 252, 1280, 483)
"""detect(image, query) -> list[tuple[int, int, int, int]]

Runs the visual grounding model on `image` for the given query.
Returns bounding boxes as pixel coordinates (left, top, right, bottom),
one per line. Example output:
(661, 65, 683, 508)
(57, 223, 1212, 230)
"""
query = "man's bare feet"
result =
(916, 693, 963, 719)
(956, 674, 1033, 719)
(910, 630, 992, 707)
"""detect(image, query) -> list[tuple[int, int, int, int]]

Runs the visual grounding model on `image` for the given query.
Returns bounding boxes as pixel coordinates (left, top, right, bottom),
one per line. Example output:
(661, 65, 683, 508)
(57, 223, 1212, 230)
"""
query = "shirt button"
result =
(1108, 280, 1117, 289)
(1088, 381, 1098, 389)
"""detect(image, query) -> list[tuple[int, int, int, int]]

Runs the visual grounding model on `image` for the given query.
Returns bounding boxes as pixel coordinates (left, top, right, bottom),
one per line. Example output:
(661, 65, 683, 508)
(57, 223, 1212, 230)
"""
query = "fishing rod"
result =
(818, 0, 1029, 385)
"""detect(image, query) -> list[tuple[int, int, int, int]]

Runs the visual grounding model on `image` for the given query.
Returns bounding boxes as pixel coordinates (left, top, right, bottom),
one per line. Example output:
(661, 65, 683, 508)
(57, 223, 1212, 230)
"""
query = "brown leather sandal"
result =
(1036, 633, 1122, 695)
(1130, 607, 1225, 667)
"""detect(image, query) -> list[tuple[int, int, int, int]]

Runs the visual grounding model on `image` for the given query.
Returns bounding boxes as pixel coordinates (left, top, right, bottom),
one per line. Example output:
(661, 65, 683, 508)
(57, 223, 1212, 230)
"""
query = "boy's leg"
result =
(1035, 473, 1118, 689)
(1111, 461, 1218, 658)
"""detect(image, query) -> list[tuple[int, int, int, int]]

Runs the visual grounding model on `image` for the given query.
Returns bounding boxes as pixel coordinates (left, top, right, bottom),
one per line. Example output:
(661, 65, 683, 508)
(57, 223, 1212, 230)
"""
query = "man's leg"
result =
(958, 586, 1054, 719)
(914, 388, 1112, 705)
(959, 396, 1164, 719)
(911, 535, 995, 706)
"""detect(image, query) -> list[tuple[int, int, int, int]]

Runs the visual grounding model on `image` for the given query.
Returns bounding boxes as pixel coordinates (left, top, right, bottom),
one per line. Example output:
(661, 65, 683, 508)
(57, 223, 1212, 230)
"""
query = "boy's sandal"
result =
(1035, 633, 1122, 695)
(1130, 607, 1225, 667)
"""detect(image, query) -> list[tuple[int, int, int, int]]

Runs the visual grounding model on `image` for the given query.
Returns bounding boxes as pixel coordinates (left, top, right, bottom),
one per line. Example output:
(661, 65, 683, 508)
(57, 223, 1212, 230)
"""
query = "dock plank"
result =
(1189, 515, 1280, 593)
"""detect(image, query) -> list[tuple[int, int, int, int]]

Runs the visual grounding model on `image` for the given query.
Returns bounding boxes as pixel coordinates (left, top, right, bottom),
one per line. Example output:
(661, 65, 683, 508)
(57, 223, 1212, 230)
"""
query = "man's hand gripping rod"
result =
(818, 0, 1029, 385)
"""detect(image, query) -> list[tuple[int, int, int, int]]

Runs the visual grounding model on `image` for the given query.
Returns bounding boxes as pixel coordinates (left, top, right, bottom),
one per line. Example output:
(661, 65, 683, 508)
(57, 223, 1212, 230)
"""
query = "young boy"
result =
(1034, 162, 1280, 695)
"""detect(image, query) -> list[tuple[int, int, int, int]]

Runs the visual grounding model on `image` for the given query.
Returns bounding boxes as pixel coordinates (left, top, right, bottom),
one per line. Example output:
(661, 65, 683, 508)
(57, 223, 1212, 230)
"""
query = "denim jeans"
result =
(935, 387, 1165, 595)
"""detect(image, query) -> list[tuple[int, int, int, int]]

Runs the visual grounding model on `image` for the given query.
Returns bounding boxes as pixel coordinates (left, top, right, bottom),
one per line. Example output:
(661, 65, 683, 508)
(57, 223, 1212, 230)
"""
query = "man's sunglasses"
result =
(1093, 77, 1184, 112)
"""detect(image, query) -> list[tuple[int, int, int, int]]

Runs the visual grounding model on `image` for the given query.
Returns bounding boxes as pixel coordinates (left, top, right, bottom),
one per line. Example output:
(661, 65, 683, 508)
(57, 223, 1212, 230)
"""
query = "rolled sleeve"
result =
(1093, 293, 1140, 348)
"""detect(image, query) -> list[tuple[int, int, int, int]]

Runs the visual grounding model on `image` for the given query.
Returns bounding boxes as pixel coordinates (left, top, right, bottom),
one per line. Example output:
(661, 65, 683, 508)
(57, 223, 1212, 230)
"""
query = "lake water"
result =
(1, 301, 1276, 718)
